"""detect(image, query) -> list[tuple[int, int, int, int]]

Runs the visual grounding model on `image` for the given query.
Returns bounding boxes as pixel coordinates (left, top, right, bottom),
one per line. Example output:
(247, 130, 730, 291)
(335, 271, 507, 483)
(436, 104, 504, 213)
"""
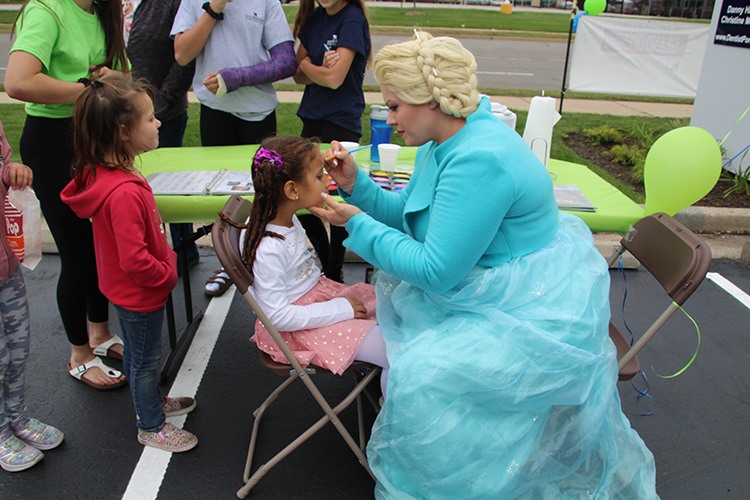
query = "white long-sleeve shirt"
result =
(250, 216, 353, 331)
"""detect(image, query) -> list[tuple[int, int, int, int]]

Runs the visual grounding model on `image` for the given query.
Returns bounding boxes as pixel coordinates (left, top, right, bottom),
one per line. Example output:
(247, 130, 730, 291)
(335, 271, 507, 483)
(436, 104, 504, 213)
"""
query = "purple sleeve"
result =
(218, 41, 296, 93)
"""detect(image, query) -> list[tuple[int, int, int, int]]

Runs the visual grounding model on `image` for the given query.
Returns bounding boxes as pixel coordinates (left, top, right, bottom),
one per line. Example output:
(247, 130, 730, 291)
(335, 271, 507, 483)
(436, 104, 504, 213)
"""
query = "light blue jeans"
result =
(115, 305, 165, 433)
(0, 268, 30, 437)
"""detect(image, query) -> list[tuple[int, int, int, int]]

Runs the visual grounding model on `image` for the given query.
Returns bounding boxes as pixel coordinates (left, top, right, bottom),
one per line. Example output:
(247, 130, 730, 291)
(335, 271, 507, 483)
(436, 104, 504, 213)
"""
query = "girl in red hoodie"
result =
(61, 75, 197, 453)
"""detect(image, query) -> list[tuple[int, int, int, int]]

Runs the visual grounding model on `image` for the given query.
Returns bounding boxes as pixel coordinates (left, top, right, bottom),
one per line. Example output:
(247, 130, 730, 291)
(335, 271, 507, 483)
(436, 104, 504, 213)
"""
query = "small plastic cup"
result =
(378, 144, 401, 172)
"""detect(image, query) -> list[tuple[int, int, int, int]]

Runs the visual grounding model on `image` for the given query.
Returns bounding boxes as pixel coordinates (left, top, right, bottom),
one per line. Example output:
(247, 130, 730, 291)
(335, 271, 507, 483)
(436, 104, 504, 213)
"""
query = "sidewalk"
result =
(276, 91, 695, 118)
(0, 90, 694, 118)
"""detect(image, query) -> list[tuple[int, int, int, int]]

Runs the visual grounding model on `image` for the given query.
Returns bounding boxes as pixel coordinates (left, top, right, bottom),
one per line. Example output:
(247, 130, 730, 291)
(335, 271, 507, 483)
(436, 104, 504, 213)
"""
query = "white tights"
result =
(353, 325, 389, 399)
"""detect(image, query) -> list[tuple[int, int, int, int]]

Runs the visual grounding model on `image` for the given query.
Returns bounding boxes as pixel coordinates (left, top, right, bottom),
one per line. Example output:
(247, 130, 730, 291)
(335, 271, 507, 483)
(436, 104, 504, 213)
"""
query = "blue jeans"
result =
(115, 305, 165, 432)
(158, 112, 199, 263)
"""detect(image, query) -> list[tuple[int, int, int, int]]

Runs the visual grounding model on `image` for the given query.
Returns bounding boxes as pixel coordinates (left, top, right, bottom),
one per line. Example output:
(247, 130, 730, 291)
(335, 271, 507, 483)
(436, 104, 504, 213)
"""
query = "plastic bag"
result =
(5, 187, 42, 270)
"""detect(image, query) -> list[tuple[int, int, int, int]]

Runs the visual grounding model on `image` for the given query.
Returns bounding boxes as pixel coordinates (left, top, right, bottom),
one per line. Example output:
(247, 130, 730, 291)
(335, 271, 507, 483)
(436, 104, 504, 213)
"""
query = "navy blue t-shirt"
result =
(297, 4, 370, 135)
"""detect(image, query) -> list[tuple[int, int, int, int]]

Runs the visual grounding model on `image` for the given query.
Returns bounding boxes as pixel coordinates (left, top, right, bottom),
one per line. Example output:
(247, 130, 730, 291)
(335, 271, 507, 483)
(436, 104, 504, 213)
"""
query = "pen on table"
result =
(325, 144, 371, 162)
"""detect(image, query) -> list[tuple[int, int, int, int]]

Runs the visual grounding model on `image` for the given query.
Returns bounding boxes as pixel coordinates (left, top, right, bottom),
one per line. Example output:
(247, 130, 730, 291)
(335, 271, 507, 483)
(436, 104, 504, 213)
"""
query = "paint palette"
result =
(325, 171, 412, 193)
(370, 170, 412, 192)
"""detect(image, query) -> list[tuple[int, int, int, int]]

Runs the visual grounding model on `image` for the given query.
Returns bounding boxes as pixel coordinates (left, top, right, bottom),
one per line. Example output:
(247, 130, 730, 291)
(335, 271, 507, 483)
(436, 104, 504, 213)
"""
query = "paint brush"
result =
(325, 144, 371, 162)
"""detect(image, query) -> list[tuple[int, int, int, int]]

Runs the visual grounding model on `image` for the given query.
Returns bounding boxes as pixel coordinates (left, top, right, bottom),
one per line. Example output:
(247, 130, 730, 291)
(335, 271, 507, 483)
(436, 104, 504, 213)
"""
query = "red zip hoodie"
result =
(61, 167, 177, 312)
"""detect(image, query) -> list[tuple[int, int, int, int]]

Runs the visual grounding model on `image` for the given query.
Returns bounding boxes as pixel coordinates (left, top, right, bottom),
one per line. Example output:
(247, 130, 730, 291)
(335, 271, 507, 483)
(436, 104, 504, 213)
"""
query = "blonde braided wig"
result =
(373, 32, 479, 118)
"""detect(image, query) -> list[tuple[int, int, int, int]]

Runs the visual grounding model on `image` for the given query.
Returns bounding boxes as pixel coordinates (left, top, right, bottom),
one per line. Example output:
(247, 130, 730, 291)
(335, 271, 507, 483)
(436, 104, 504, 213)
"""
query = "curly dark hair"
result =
(242, 136, 319, 284)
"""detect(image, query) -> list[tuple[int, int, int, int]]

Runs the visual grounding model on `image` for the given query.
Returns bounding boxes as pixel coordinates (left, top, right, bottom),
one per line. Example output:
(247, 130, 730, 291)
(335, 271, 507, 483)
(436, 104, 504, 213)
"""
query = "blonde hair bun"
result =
(373, 32, 479, 118)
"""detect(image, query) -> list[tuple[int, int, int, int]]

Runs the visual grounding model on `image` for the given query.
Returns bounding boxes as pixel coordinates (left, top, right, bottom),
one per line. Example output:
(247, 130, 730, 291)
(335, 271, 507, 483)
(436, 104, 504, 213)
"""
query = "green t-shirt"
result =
(10, 0, 107, 118)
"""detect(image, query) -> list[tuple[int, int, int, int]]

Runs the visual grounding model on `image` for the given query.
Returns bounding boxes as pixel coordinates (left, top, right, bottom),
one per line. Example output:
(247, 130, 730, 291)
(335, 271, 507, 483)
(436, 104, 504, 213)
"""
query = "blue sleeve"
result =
(345, 149, 516, 294)
(341, 166, 407, 231)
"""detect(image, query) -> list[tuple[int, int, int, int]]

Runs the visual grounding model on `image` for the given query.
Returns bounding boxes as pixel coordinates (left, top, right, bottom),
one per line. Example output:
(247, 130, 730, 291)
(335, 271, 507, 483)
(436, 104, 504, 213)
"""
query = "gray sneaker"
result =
(11, 417, 64, 451)
(0, 433, 43, 472)
(137, 422, 198, 453)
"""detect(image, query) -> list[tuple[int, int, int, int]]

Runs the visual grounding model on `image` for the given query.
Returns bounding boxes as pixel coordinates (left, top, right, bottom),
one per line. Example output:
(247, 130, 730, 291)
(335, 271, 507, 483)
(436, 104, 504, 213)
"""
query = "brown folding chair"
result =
(211, 195, 381, 498)
(606, 212, 712, 381)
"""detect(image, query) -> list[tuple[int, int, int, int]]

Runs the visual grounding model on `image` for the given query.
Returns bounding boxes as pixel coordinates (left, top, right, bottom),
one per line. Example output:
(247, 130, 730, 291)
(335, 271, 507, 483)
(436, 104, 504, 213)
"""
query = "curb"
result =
(674, 206, 750, 234)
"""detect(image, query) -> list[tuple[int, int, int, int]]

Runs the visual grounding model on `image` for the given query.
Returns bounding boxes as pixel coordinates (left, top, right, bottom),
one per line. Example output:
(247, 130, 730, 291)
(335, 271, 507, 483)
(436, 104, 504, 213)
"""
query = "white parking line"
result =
(707, 272, 750, 310)
(122, 287, 237, 500)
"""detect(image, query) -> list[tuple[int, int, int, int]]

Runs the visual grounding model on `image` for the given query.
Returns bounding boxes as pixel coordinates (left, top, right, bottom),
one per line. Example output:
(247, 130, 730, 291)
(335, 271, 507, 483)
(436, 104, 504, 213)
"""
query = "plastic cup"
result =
(378, 144, 401, 172)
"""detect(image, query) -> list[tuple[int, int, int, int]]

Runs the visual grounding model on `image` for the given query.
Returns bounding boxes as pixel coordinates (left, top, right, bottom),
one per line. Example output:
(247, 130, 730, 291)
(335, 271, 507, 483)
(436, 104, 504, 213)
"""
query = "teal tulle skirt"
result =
(368, 214, 657, 499)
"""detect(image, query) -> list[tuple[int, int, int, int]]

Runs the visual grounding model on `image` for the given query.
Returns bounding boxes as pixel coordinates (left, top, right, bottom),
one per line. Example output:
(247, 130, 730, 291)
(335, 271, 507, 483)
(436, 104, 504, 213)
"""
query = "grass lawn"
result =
(0, 3, 710, 34)
(282, 5, 571, 36)
(0, 101, 686, 204)
(0, 6, 571, 35)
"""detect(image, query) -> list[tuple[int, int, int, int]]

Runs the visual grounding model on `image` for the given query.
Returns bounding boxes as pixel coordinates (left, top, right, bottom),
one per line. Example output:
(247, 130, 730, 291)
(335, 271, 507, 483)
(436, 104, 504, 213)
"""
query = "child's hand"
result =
(7, 164, 32, 190)
(346, 297, 367, 319)
(322, 49, 340, 69)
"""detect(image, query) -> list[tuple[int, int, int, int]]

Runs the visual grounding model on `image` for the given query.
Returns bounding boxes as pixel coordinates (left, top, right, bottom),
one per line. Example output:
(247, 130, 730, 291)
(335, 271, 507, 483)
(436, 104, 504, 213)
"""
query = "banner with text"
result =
(714, 0, 750, 49)
(568, 16, 710, 98)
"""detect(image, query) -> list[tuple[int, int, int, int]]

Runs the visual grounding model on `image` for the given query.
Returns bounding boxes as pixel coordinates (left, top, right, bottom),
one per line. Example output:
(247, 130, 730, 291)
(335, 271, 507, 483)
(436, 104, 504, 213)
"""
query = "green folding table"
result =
(137, 145, 643, 380)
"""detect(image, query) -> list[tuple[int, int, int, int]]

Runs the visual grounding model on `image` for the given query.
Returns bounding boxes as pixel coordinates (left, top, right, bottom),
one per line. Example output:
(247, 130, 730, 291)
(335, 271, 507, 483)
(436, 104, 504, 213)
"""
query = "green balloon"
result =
(643, 126, 722, 217)
(585, 0, 607, 16)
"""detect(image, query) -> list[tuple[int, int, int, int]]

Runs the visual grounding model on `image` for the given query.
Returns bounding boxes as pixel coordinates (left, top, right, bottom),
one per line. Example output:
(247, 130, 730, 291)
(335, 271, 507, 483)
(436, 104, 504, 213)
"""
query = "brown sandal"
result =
(204, 269, 232, 297)
(91, 334, 124, 360)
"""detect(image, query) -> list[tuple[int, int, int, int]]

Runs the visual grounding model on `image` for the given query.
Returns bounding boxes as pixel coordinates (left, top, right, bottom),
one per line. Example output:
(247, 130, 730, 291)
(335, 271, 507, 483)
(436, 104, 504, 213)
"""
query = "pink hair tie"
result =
(253, 147, 283, 172)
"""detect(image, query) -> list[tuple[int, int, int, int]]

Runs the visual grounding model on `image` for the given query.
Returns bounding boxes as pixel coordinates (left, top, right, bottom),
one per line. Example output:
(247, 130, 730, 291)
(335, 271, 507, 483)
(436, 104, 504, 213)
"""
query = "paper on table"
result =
(147, 170, 254, 195)
(553, 185, 596, 212)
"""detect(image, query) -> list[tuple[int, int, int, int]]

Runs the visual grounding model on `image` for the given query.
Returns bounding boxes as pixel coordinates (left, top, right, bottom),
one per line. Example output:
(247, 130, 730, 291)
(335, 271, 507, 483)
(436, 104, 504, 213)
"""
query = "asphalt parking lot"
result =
(1, 248, 749, 499)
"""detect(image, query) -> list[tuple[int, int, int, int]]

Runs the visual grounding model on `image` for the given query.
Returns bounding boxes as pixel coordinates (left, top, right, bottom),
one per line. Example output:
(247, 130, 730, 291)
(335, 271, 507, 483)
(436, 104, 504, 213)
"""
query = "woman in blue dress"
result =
(311, 33, 658, 498)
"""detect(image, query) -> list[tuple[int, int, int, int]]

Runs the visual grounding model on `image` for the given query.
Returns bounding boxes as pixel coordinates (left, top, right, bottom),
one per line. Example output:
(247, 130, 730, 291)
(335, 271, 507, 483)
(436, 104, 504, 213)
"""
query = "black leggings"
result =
(299, 119, 360, 282)
(20, 116, 108, 346)
(199, 105, 276, 146)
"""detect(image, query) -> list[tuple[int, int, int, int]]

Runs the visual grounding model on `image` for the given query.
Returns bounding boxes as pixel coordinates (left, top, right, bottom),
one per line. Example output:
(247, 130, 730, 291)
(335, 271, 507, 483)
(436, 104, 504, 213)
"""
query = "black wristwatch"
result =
(202, 2, 224, 20)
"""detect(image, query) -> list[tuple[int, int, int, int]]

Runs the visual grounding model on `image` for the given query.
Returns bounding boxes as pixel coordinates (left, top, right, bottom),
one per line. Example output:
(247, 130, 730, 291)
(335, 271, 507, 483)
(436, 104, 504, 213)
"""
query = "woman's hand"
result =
(323, 141, 358, 192)
(346, 297, 367, 319)
(7, 164, 33, 190)
(90, 66, 124, 80)
(308, 193, 362, 227)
